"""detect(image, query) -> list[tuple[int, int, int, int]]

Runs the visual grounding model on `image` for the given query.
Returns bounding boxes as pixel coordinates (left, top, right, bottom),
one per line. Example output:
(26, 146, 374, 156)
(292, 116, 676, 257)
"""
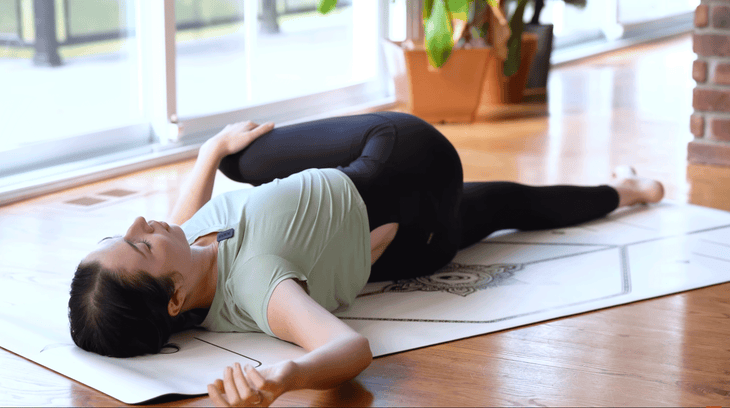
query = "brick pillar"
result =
(689, 0, 730, 166)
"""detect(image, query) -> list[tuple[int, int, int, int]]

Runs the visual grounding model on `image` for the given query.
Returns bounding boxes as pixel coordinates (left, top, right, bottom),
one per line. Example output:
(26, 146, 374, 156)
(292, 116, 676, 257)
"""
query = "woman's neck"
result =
(183, 240, 219, 311)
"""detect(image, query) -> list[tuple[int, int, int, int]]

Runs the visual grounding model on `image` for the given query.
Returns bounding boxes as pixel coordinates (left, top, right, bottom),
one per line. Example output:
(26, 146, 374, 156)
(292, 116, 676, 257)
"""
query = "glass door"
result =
(175, 0, 384, 120)
(0, 0, 146, 165)
(618, 0, 699, 24)
(529, 0, 610, 48)
(1, 0, 394, 205)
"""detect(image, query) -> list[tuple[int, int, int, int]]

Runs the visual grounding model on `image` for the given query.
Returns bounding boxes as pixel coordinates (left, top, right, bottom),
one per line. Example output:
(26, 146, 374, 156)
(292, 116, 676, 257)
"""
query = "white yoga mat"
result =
(2, 201, 730, 404)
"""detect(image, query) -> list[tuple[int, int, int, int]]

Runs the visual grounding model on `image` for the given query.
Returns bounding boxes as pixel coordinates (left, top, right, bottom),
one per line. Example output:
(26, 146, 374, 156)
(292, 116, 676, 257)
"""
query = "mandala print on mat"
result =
(380, 263, 523, 297)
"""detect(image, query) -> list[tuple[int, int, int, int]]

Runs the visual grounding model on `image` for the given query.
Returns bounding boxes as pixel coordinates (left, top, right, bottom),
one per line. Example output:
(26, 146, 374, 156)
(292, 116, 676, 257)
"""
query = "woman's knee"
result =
(218, 152, 247, 183)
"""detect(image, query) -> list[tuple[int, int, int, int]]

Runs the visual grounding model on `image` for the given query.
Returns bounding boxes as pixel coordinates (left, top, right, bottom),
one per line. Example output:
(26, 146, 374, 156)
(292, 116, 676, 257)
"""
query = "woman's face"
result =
(84, 216, 191, 280)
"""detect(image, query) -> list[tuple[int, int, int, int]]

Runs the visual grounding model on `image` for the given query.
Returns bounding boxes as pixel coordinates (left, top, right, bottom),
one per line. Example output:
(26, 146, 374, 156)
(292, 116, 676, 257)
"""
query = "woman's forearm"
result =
(206, 335, 371, 406)
(168, 141, 223, 225)
(168, 122, 274, 225)
(288, 333, 372, 391)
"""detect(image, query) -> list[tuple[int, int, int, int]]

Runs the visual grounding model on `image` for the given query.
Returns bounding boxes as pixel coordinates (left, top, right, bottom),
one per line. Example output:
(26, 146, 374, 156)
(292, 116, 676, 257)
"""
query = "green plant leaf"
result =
(470, 25, 486, 40)
(503, 0, 528, 76)
(447, 0, 469, 22)
(425, 0, 454, 68)
(317, 0, 338, 14)
(424, 0, 435, 19)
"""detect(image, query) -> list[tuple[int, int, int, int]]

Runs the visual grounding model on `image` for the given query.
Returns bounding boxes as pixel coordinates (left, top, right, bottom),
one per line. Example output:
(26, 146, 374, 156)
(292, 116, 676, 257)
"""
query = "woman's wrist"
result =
(199, 138, 227, 165)
(280, 359, 303, 392)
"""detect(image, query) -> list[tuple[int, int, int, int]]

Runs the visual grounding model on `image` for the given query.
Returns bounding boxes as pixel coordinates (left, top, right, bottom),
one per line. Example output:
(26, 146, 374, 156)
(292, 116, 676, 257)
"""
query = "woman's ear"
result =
(168, 288, 185, 317)
(167, 274, 185, 317)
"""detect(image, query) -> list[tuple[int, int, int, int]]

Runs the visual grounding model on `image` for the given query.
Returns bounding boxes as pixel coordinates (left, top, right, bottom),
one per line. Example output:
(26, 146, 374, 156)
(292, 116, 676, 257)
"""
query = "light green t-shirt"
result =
(181, 168, 371, 337)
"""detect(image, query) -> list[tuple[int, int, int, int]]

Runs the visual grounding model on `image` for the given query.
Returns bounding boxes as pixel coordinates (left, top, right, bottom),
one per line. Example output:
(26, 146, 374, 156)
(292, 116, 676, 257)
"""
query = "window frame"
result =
(0, 0, 395, 205)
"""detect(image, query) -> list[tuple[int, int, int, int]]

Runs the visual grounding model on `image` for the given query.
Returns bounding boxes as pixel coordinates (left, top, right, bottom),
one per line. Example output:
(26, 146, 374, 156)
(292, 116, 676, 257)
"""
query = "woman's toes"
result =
(629, 177, 664, 204)
(643, 179, 664, 203)
(609, 166, 663, 204)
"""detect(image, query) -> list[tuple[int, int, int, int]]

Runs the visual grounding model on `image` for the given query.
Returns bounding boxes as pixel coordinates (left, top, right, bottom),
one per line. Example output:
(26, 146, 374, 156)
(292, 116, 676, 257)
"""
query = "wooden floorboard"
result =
(2, 33, 730, 406)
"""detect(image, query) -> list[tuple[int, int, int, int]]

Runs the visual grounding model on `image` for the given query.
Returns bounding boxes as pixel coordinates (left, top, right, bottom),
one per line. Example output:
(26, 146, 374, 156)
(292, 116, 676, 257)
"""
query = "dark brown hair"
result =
(68, 261, 181, 357)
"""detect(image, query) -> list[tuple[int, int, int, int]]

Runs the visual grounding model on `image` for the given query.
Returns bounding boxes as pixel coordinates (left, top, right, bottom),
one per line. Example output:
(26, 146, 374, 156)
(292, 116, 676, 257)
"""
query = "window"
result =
(526, 0, 697, 63)
(618, 0, 699, 25)
(0, 0, 394, 204)
(176, 0, 373, 117)
(0, 0, 146, 170)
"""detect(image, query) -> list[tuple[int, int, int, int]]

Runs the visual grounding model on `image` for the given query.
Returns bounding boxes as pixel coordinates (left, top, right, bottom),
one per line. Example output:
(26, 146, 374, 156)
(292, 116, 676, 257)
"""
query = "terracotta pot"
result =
(480, 32, 539, 105)
(382, 39, 494, 123)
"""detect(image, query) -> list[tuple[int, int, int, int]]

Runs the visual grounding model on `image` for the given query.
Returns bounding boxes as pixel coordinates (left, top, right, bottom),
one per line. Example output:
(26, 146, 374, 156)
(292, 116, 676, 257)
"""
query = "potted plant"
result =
(523, 0, 587, 102)
(477, 0, 541, 106)
(318, 0, 541, 122)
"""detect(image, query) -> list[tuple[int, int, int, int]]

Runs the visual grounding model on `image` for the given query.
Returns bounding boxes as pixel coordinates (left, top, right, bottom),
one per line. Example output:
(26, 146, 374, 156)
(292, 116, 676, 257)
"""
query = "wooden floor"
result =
(2, 33, 730, 406)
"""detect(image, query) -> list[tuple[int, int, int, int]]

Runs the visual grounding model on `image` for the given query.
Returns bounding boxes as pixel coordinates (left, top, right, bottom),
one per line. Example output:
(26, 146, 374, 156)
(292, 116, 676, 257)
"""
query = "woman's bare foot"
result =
(609, 166, 665, 207)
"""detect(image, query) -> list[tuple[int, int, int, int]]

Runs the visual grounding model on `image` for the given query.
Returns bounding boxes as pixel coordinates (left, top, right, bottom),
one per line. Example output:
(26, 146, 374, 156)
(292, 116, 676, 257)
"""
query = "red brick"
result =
(693, 33, 730, 57)
(694, 88, 730, 112)
(696, 4, 709, 27)
(688, 140, 730, 166)
(691, 114, 706, 137)
(711, 118, 730, 141)
(713, 5, 730, 29)
(693, 59, 708, 82)
(714, 63, 730, 85)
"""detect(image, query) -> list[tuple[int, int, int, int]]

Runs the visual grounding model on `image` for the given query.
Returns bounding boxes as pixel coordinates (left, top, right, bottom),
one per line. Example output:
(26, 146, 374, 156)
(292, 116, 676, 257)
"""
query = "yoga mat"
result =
(2, 201, 730, 404)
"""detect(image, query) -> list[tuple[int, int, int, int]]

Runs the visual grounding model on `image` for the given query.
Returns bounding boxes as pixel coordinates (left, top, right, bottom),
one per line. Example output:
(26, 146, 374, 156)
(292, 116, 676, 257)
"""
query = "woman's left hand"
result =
(207, 361, 295, 407)
(204, 121, 275, 159)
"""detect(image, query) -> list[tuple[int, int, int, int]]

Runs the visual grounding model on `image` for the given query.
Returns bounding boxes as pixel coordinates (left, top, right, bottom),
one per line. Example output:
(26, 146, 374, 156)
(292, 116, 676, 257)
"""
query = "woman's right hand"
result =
(203, 121, 275, 159)
(207, 360, 296, 407)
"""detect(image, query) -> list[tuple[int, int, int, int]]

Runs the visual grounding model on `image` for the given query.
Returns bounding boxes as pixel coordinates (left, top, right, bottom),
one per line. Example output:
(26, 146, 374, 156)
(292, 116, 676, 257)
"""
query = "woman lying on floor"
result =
(68, 112, 664, 407)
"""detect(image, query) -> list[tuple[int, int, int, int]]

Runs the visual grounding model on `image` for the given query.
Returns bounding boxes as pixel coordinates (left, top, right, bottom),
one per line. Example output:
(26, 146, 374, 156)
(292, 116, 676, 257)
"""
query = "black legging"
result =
(219, 112, 619, 282)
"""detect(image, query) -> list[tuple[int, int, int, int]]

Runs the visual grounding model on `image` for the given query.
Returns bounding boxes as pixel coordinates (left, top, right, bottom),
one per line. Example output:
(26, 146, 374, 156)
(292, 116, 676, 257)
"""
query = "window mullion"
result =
(137, 0, 179, 145)
(244, 0, 260, 103)
(405, 0, 423, 42)
(602, 0, 624, 40)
